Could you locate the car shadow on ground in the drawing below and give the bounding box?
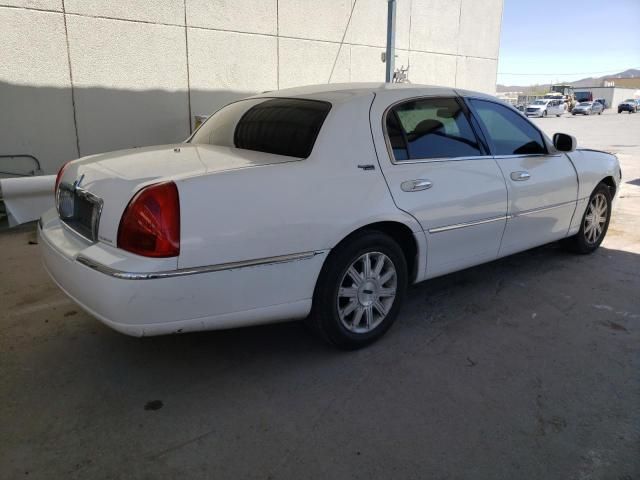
[88,240,639,366]
[3,230,639,479]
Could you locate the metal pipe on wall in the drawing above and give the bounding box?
[385,0,396,83]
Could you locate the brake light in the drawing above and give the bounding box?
[117,182,180,258]
[54,161,72,193]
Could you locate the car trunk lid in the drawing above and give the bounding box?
[58,144,297,246]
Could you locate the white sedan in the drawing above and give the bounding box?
[40,83,621,349]
[525,99,566,117]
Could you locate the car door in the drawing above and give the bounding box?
[369,92,508,278]
[466,98,578,256]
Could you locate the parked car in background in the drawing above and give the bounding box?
[618,99,638,113]
[574,91,593,103]
[594,98,607,109]
[40,84,621,349]
[525,99,565,117]
[572,101,603,115]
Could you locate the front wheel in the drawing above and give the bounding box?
[564,183,612,254]
[309,231,408,349]
[543,110,548,117]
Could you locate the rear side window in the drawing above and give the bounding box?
[190,98,331,158]
[469,99,547,155]
[386,97,482,161]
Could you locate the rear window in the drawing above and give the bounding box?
[190,98,331,158]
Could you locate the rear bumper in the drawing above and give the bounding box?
[39,210,326,336]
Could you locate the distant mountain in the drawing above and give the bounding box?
[497,68,640,93]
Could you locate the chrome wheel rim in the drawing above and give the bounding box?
[584,193,608,244]
[337,252,397,334]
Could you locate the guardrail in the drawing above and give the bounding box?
[0,154,43,177]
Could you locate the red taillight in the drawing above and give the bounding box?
[54,161,72,193]
[117,181,180,258]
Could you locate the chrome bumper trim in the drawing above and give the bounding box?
[76,251,323,280]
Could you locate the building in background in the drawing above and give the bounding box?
[1,0,504,175]
[495,91,521,106]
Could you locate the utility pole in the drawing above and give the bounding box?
[385,0,396,83]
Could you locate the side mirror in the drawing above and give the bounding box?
[553,133,577,152]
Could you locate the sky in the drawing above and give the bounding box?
[497,0,640,86]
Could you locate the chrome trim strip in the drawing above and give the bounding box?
[427,198,581,234]
[388,155,491,165]
[511,199,576,217]
[428,215,508,234]
[493,153,562,160]
[76,251,323,280]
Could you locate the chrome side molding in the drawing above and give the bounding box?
[76,251,324,280]
[428,215,508,233]
[428,199,582,234]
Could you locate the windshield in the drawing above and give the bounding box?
[190,98,331,158]
[624,99,636,102]
[532,100,547,105]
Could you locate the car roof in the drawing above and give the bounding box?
[251,82,495,104]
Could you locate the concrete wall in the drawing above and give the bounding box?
[0,0,504,174]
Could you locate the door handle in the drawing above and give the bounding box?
[510,171,531,181]
[401,179,432,192]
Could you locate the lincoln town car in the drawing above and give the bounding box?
[40,84,621,349]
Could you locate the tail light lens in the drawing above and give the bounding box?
[54,161,72,193]
[117,181,180,258]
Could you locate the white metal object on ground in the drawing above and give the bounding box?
[0,175,54,226]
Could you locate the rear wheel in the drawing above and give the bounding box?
[309,231,408,349]
[564,183,612,254]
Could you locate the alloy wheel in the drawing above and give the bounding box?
[583,193,608,244]
[337,252,397,334]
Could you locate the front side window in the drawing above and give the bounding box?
[386,97,483,161]
[190,98,331,158]
[468,99,547,155]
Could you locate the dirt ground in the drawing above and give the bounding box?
[1,110,639,479]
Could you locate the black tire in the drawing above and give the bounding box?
[543,110,547,117]
[563,182,612,254]
[309,231,408,349]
